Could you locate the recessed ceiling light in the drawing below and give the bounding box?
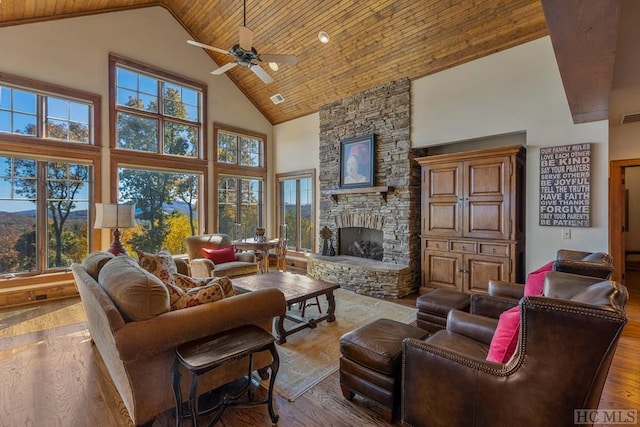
[318,31,330,44]
[268,62,279,71]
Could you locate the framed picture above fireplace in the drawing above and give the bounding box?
[339,134,375,188]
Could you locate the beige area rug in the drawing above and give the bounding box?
[268,288,417,401]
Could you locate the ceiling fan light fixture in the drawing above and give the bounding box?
[268,62,279,71]
[318,31,330,44]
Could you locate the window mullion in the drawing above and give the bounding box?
[36,161,48,273]
[38,94,45,138]
[296,179,302,251]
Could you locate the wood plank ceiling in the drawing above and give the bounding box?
[1,1,551,125]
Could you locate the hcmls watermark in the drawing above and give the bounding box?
[575,409,637,424]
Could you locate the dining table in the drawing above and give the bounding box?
[233,237,279,273]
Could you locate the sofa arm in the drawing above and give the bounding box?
[470,293,518,318]
[487,279,524,299]
[446,309,498,346]
[190,258,215,277]
[114,288,286,362]
[236,251,257,263]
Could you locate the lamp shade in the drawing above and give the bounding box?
[94,203,136,229]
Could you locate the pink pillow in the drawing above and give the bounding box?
[524,261,554,296]
[486,306,520,363]
[201,246,236,264]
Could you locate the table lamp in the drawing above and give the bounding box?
[94,203,136,255]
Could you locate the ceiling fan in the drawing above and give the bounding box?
[187,0,297,84]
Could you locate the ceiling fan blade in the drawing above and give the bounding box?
[211,62,238,75]
[250,64,274,84]
[259,54,297,64]
[238,26,254,51]
[187,40,230,55]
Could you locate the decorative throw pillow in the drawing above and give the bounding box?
[170,274,236,310]
[486,306,520,363]
[523,261,554,297]
[82,251,115,280]
[201,246,236,264]
[136,249,177,287]
[98,255,170,321]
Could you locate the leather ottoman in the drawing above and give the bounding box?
[416,288,471,333]
[339,318,429,422]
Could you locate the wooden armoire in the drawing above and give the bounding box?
[417,145,526,294]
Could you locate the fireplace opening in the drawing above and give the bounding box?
[339,227,383,260]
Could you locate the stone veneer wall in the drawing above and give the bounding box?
[318,78,424,297]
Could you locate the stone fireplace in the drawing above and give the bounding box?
[307,78,427,298]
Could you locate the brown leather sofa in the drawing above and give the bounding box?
[184,233,258,278]
[402,271,628,427]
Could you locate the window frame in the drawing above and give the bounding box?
[213,123,267,233]
[276,169,316,253]
[109,54,207,160]
[0,72,102,282]
[109,56,208,243]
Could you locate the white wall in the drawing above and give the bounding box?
[411,36,609,272]
[610,122,640,160]
[0,6,272,229]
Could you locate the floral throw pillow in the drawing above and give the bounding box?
[170,274,236,310]
[136,249,178,287]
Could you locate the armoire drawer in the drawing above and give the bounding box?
[450,241,476,253]
[424,238,449,251]
[478,242,509,257]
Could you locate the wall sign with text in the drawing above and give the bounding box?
[539,143,591,227]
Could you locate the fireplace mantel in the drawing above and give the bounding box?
[323,185,394,202]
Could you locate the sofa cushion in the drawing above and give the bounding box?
[524,261,554,297]
[170,274,236,310]
[136,249,177,286]
[98,255,170,322]
[82,251,115,280]
[486,306,520,363]
[201,246,237,264]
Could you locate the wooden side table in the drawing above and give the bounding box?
[171,325,280,426]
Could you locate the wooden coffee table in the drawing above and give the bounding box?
[232,272,340,344]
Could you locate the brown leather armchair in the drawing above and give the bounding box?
[402,272,628,427]
[483,249,614,317]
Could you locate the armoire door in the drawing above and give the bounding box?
[463,156,511,240]
[422,162,463,237]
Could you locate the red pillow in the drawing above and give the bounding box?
[524,261,554,296]
[201,246,236,264]
[486,306,520,363]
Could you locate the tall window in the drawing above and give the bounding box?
[110,55,206,254]
[217,176,264,236]
[117,167,199,255]
[114,61,202,158]
[214,123,267,235]
[0,156,91,276]
[277,170,315,252]
[0,73,99,279]
[0,84,92,143]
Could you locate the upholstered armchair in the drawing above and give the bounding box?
[184,233,258,278]
[402,274,628,427]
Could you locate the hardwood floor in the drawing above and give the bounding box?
[0,274,638,427]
